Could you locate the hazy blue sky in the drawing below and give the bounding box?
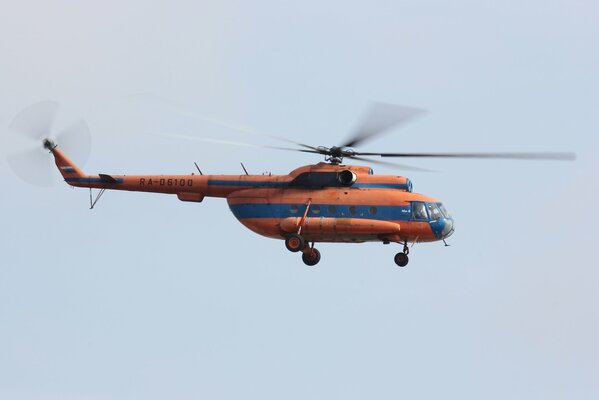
[1,1,598,399]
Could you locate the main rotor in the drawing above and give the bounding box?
[159,101,576,171]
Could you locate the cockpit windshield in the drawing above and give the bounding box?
[437,203,451,218]
[412,201,451,221]
[427,203,443,221]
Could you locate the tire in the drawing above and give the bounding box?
[285,234,304,252]
[394,252,409,267]
[302,248,321,266]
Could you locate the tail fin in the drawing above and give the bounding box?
[49,145,86,184]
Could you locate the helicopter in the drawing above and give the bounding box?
[6,101,576,267]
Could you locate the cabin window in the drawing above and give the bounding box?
[412,202,428,220]
[369,207,377,215]
[290,205,299,214]
[312,205,321,214]
[349,206,357,214]
[328,205,336,214]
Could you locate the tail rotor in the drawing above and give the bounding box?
[6,101,91,186]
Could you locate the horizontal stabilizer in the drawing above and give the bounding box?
[99,174,119,183]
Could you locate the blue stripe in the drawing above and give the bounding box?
[209,180,408,190]
[65,177,124,184]
[353,183,408,189]
[208,179,287,187]
[229,203,414,221]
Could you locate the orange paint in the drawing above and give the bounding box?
[50,146,454,264]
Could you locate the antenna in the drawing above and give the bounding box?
[240,162,249,175]
[194,162,203,175]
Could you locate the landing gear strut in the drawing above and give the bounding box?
[394,241,410,267]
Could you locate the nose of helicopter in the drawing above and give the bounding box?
[427,202,454,240]
[428,215,454,240]
[441,216,454,239]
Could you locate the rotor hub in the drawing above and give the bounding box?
[329,146,343,158]
[43,138,57,150]
[321,146,357,164]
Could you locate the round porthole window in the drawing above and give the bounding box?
[290,205,299,213]
[369,207,377,215]
[312,205,321,214]
[349,206,357,214]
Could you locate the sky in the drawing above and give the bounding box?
[1,0,598,399]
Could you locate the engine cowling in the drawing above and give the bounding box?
[338,170,357,186]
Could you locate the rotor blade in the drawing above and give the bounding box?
[342,102,426,148]
[6,147,56,186]
[134,93,321,151]
[298,149,327,155]
[354,151,576,160]
[56,119,92,166]
[266,137,321,152]
[349,155,435,172]
[8,101,60,141]
[155,132,306,152]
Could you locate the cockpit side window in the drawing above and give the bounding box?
[427,203,442,221]
[412,202,428,220]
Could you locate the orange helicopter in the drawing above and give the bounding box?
[7,101,575,267]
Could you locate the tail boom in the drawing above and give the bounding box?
[49,146,286,200]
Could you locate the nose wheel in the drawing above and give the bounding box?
[302,248,321,266]
[394,252,409,267]
[394,241,410,267]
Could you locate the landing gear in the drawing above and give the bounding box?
[285,234,304,252]
[394,252,409,267]
[284,235,321,265]
[394,241,410,267]
[302,248,321,266]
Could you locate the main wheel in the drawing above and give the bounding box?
[285,234,304,252]
[302,248,321,266]
[394,252,409,267]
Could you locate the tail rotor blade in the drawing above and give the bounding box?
[6,147,56,186]
[8,101,59,141]
[56,119,91,165]
[6,101,92,186]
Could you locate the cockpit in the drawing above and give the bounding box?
[412,201,454,239]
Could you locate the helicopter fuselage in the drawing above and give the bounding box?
[51,147,454,247]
